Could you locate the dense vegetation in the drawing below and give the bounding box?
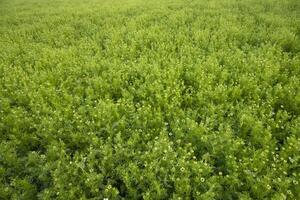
[0,0,300,199]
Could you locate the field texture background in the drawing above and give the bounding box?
[0,0,300,199]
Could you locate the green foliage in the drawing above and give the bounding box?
[0,0,300,199]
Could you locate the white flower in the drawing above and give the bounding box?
[293,180,298,185]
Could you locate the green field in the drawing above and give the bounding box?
[0,0,300,199]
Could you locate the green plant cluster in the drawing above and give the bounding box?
[0,0,300,199]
